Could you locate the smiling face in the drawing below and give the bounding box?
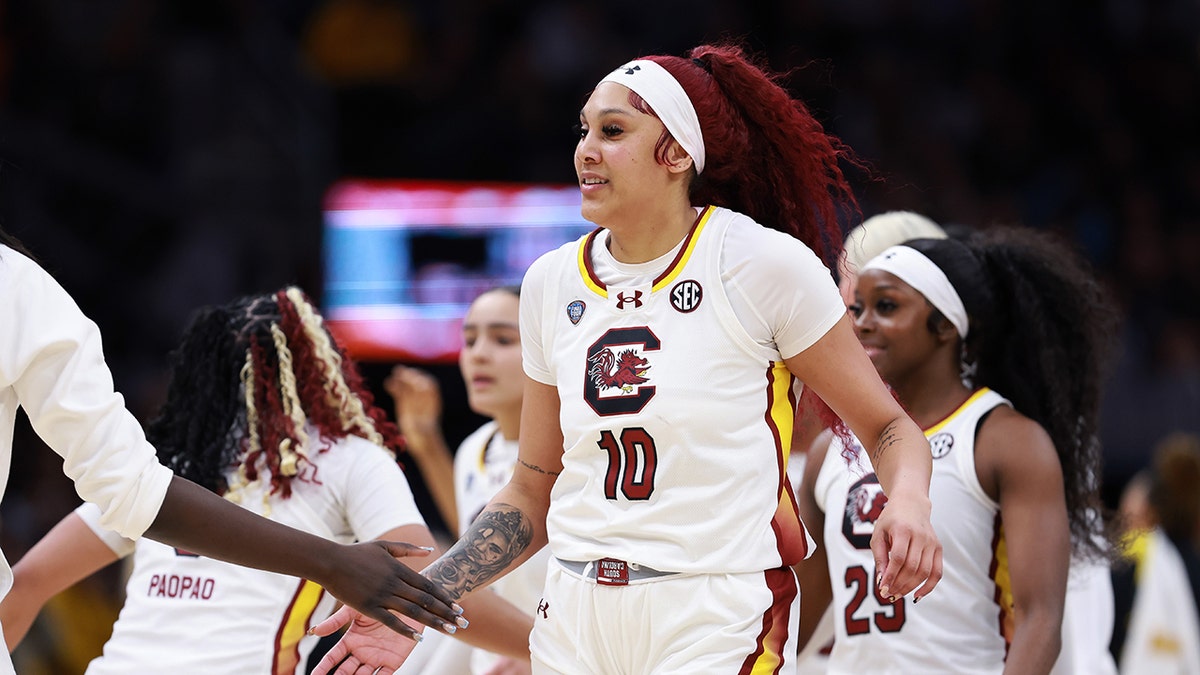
[459,289,523,420]
[849,268,946,389]
[574,81,678,227]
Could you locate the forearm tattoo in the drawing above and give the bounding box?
[873,421,901,464]
[423,503,534,600]
[518,458,560,477]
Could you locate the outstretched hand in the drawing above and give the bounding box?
[316,540,464,643]
[870,491,942,603]
[309,606,425,675]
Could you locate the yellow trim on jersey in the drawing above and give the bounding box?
[574,205,716,298]
[924,387,993,436]
[651,205,714,292]
[768,362,796,465]
[577,229,607,298]
[273,579,325,675]
[992,521,1016,645]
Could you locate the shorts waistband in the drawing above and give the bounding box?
[556,557,677,586]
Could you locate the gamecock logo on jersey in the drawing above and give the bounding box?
[842,473,887,550]
[585,326,660,416]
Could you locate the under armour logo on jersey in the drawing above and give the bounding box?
[929,432,954,459]
[537,599,550,619]
[615,290,643,310]
[623,64,641,75]
[670,279,702,313]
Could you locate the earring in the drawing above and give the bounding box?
[959,342,977,389]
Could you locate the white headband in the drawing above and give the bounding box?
[600,60,706,174]
[861,245,970,339]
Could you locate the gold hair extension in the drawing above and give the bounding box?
[270,322,310,476]
[228,355,261,503]
[285,287,384,446]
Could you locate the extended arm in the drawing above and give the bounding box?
[309,377,560,675]
[0,511,121,650]
[2,253,462,639]
[386,365,459,531]
[421,376,560,600]
[979,409,1069,675]
[785,314,941,601]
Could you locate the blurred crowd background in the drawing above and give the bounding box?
[0,0,1197,671]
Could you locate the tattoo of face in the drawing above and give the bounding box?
[423,503,534,599]
[873,421,901,464]
[519,458,560,476]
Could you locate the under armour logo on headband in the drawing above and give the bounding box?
[624,65,641,75]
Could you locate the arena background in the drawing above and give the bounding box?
[0,1,1197,671]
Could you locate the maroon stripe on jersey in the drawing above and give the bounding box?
[651,205,711,286]
[737,566,797,675]
[272,578,326,675]
[987,512,1015,656]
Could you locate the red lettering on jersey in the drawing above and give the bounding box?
[147,573,216,599]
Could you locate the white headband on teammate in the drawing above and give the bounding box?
[600,60,706,175]
[862,245,970,339]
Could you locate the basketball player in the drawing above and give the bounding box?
[794,229,1118,673]
[0,230,462,675]
[0,287,529,672]
[311,42,942,674]
[793,212,1118,674]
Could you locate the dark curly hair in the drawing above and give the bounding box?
[145,287,403,501]
[907,227,1121,560]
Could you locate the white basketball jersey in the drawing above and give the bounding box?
[525,205,824,574]
[80,434,425,675]
[816,388,1011,674]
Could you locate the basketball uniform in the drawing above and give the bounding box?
[77,433,425,675]
[816,388,1011,674]
[519,205,845,673]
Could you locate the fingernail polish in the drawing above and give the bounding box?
[443,623,457,634]
[452,603,465,615]
[419,546,435,551]
[456,616,469,629]
[413,632,424,643]
[879,585,889,597]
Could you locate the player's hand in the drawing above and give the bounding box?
[870,490,942,603]
[385,365,443,449]
[316,541,466,643]
[309,606,425,675]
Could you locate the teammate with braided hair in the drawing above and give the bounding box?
[794,226,1120,674]
[313,41,942,674]
[0,286,529,673]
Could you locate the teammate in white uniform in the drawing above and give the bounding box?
[793,212,1118,674]
[391,286,543,675]
[313,42,943,674]
[795,230,1119,674]
[0,286,523,672]
[0,231,464,675]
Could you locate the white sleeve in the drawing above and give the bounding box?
[0,248,173,540]
[341,441,427,542]
[74,501,137,558]
[722,224,845,359]
[519,250,555,385]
